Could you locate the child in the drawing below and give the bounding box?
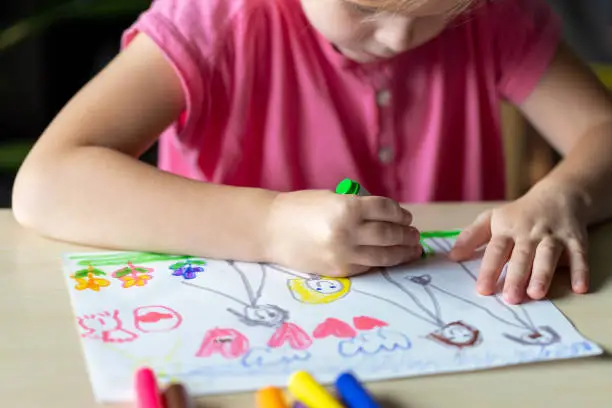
[12,0,612,305]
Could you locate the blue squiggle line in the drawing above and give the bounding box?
[337,329,412,358]
[165,340,599,381]
[241,347,311,368]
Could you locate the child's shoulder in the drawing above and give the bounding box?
[135,0,284,33]
[124,0,293,58]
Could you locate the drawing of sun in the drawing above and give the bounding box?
[287,277,351,304]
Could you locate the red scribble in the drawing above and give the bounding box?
[427,321,482,349]
[196,328,249,359]
[268,322,312,350]
[139,312,173,323]
[77,310,139,343]
[353,316,389,331]
[313,318,357,339]
[133,305,183,333]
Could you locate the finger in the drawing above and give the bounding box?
[449,211,492,261]
[332,264,370,278]
[355,223,421,246]
[566,238,589,294]
[350,245,422,268]
[476,235,513,296]
[359,196,413,225]
[503,239,538,304]
[526,237,563,300]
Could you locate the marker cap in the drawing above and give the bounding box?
[336,178,370,196]
[336,178,361,195]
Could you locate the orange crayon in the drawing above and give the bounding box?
[257,386,288,408]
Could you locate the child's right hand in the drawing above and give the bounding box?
[265,190,422,277]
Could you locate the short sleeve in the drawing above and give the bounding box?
[488,0,562,104]
[120,0,243,139]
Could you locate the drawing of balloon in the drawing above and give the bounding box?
[196,328,250,359]
[241,344,311,368]
[267,322,313,350]
[338,327,411,357]
[502,326,561,347]
[287,277,351,304]
[169,259,206,280]
[426,321,482,349]
[133,305,183,333]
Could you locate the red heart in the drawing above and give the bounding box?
[353,316,388,331]
[313,318,357,339]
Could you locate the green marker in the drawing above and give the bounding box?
[335,178,370,196]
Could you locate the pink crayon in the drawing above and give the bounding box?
[134,367,163,408]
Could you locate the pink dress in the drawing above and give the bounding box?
[121,0,561,202]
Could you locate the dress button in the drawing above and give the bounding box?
[376,89,391,106]
[378,146,394,164]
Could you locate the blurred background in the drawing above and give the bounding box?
[0,0,611,208]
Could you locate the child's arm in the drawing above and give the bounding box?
[12,33,422,274]
[516,42,612,226]
[451,42,612,303]
[12,33,277,262]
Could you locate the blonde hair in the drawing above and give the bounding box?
[351,0,479,17]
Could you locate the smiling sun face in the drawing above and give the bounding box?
[287,277,351,304]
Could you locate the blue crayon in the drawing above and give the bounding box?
[334,372,379,408]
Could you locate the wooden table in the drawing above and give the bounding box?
[1,204,610,408]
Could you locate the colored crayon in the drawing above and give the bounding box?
[134,367,163,408]
[163,383,191,408]
[335,372,379,408]
[257,386,288,408]
[288,371,343,408]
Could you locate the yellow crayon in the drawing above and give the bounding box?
[288,371,343,408]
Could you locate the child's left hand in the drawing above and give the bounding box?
[448,184,590,304]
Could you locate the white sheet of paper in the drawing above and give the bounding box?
[61,236,603,403]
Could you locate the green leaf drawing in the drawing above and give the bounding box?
[69,252,194,266]
[169,259,206,270]
[113,265,153,278]
[73,265,107,279]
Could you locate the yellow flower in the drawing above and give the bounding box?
[71,272,111,292]
[120,274,152,288]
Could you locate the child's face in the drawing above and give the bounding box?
[300,0,470,63]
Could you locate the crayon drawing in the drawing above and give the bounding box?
[61,233,603,403]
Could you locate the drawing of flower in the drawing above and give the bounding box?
[70,265,111,292]
[169,259,206,280]
[337,327,411,357]
[112,262,154,288]
[118,274,152,288]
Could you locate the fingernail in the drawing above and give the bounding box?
[528,282,545,295]
[573,279,587,293]
[503,290,519,304]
